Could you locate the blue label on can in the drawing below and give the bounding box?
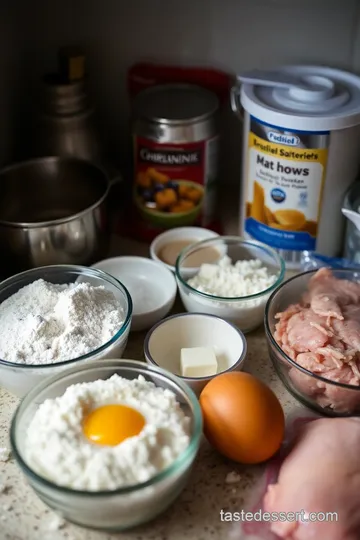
[245,218,316,251]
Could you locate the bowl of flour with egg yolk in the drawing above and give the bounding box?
[11,360,202,530]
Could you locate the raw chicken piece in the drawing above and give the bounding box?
[308,267,360,320]
[333,276,360,304]
[289,357,360,413]
[281,344,297,361]
[308,268,344,320]
[343,304,360,323]
[287,351,329,401]
[296,352,330,373]
[264,418,360,540]
[315,344,349,368]
[275,304,304,347]
[289,367,324,398]
[285,309,329,353]
[310,293,343,321]
[275,304,304,323]
[332,318,360,351]
[318,365,360,413]
[328,336,346,351]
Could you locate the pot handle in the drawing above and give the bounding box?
[103,163,126,231]
[103,163,124,188]
[230,85,241,114]
[230,84,244,121]
[109,171,123,188]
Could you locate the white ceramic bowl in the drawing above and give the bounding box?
[92,256,177,332]
[150,227,219,275]
[144,313,247,396]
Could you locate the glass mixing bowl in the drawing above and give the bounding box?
[0,265,132,397]
[175,236,285,333]
[10,359,202,531]
[265,269,360,417]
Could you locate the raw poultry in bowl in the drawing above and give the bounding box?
[265,268,360,415]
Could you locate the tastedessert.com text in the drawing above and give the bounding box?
[219,509,338,523]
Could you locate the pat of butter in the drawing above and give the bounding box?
[180,347,218,378]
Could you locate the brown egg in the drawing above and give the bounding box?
[199,372,285,464]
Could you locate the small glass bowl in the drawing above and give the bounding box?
[10,359,202,531]
[265,269,360,417]
[175,236,285,333]
[0,265,132,397]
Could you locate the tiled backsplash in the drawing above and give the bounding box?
[4,0,360,181]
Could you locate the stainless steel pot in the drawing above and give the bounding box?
[0,157,116,275]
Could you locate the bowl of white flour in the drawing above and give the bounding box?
[175,236,285,333]
[10,359,202,531]
[0,265,132,396]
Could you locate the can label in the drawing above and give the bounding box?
[133,135,219,238]
[244,116,329,251]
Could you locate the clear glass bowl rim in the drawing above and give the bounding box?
[10,358,203,497]
[0,265,133,370]
[264,268,360,391]
[175,235,285,301]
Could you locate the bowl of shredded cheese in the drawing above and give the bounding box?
[175,236,285,333]
[0,265,132,396]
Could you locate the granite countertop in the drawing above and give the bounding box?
[0,236,300,540]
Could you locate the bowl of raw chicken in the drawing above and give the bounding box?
[265,267,360,416]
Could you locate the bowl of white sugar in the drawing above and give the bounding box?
[0,265,132,396]
[175,236,285,333]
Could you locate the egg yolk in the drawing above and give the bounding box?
[83,404,145,446]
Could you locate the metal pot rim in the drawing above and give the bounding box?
[0,156,110,228]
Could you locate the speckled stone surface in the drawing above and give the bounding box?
[0,236,301,540]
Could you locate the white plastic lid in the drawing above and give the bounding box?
[237,65,360,131]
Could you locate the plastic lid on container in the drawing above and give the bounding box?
[133,84,219,125]
[237,65,360,131]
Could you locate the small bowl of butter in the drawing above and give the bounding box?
[144,312,247,396]
[150,227,220,277]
